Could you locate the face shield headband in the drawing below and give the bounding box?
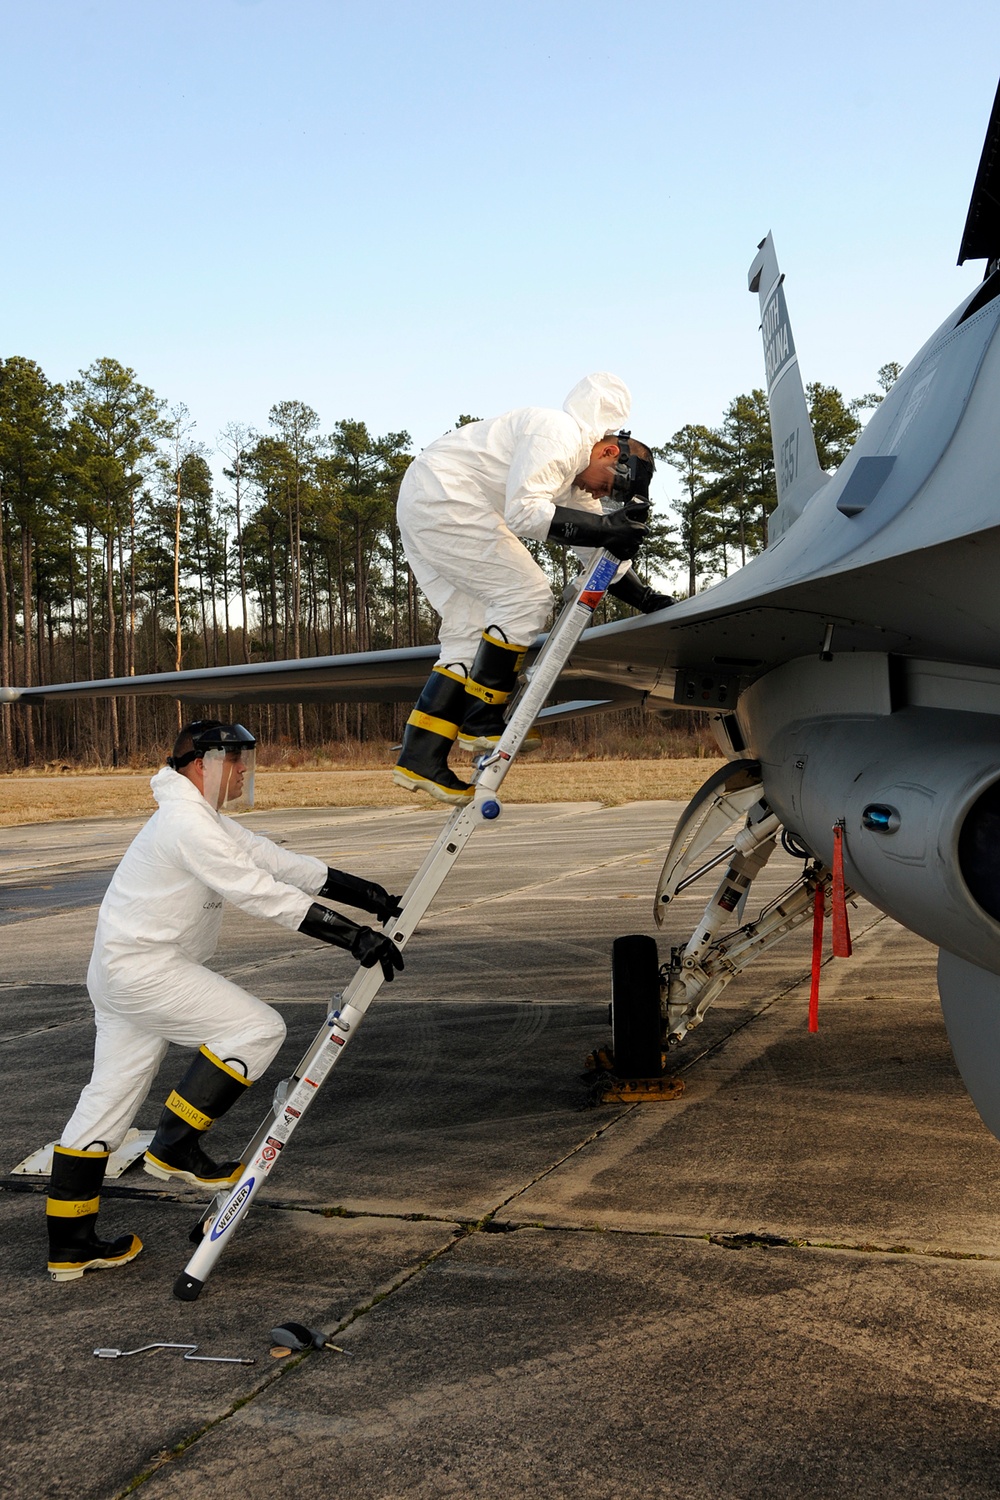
[610,431,655,508]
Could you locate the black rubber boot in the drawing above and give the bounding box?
[144,1046,250,1188]
[47,1145,142,1283]
[457,630,539,754]
[392,666,474,803]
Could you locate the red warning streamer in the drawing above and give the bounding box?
[808,881,824,1033]
[831,821,853,959]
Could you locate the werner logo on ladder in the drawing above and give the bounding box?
[174,428,659,1300]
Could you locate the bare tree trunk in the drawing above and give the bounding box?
[122,520,137,753]
[407,563,418,647]
[20,523,35,761]
[281,549,291,659]
[68,542,78,680]
[354,524,367,652]
[85,523,97,756]
[236,486,249,663]
[174,467,183,672]
[210,538,220,666]
[220,524,231,666]
[338,539,349,732]
[196,528,209,664]
[0,487,13,764]
[324,550,334,655]
[105,528,119,765]
[268,536,279,658]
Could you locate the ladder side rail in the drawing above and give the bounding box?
[212,802,486,1201]
[232,787,490,1168]
[233,551,615,1173]
[175,548,620,1298]
[473,551,619,797]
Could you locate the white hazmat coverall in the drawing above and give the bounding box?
[60,766,328,1152]
[397,372,632,668]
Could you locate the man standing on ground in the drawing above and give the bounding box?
[46,719,403,1282]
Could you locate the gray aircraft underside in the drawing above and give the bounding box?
[8,79,1000,1141]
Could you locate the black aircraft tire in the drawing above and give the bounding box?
[611,934,663,1078]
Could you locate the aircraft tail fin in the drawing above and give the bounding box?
[748,233,829,540]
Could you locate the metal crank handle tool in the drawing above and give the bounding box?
[94,1342,197,1360]
[183,1351,256,1364]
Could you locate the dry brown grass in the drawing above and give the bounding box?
[0,757,725,827]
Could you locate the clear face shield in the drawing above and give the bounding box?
[200,744,256,813]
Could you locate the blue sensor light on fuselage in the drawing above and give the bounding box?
[862,804,901,833]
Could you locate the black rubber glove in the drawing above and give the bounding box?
[607,569,675,614]
[319,867,402,924]
[299,903,404,982]
[546,503,648,562]
[352,926,405,981]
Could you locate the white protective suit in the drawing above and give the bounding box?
[60,766,328,1152]
[397,373,632,668]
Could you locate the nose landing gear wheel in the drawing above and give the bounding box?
[611,934,664,1078]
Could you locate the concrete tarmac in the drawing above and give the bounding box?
[3,798,1000,1499]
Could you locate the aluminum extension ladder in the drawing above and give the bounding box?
[174,548,624,1299]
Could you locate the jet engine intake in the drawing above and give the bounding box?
[744,703,1000,978]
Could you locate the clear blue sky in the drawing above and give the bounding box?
[2,0,998,503]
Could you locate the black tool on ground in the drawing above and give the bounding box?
[270,1321,354,1355]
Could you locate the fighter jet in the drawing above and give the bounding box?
[7,79,1000,1139]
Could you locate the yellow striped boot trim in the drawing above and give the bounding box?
[432,664,467,684]
[464,679,511,705]
[482,631,526,653]
[165,1090,213,1131]
[407,709,460,739]
[52,1145,110,1160]
[46,1196,100,1218]
[199,1046,251,1085]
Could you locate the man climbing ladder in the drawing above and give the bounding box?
[393,373,671,802]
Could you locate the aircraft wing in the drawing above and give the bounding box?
[1,645,441,710]
[0,636,640,725]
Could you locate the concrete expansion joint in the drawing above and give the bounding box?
[499,1221,1000,1264]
